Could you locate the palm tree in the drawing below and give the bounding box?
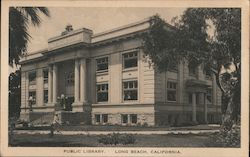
[9,7,50,66]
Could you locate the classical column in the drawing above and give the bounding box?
[52,64,58,103]
[212,74,217,106]
[80,58,87,103]
[48,65,53,104]
[204,93,208,123]
[192,92,197,123]
[74,59,80,103]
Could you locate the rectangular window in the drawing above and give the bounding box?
[97,84,108,102]
[28,71,36,85]
[121,114,128,124]
[188,93,193,104]
[102,114,108,123]
[96,57,108,72]
[44,90,48,104]
[167,81,177,102]
[206,89,212,104]
[130,114,137,124]
[188,63,197,76]
[123,51,138,69]
[123,80,138,101]
[43,69,48,84]
[28,91,36,105]
[95,114,101,123]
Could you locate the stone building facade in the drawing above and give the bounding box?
[19,18,221,126]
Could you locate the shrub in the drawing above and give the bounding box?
[98,133,136,145]
[212,125,240,147]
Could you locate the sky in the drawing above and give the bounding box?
[26,7,186,54]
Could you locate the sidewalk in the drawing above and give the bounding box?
[14,129,220,135]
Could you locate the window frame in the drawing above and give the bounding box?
[43,69,48,84]
[96,57,109,73]
[43,90,48,104]
[130,114,137,124]
[122,51,138,70]
[96,83,109,103]
[28,90,36,105]
[121,114,128,124]
[95,114,101,123]
[102,114,108,124]
[167,81,177,102]
[66,71,74,85]
[28,71,37,85]
[123,80,138,101]
[188,62,198,77]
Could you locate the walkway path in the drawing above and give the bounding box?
[14,129,220,135]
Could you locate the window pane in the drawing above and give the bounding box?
[29,72,36,83]
[124,82,128,89]
[101,84,105,91]
[131,114,137,124]
[97,92,108,102]
[103,114,108,123]
[95,114,100,123]
[97,63,108,71]
[44,90,48,103]
[97,85,101,91]
[96,57,108,72]
[124,58,137,69]
[29,91,36,105]
[129,82,133,88]
[122,114,128,123]
[124,90,137,100]
[167,91,176,101]
[134,81,138,88]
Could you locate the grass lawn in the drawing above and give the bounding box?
[9,133,223,147]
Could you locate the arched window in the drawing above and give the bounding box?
[66,72,74,85]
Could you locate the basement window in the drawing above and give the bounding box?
[103,114,108,123]
[130,114,137,124]
[121,114,128,124]
[95,114,101,123]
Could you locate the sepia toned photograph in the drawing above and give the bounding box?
[1,0,249,157]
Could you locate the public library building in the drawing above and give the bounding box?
[19,18,221,126]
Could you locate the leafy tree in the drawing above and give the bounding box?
[9,70,21,118]
[8,7,50,118]
[142,8,241,131]
[9,7,50,66]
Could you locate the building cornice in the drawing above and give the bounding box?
[21,17,174,64]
